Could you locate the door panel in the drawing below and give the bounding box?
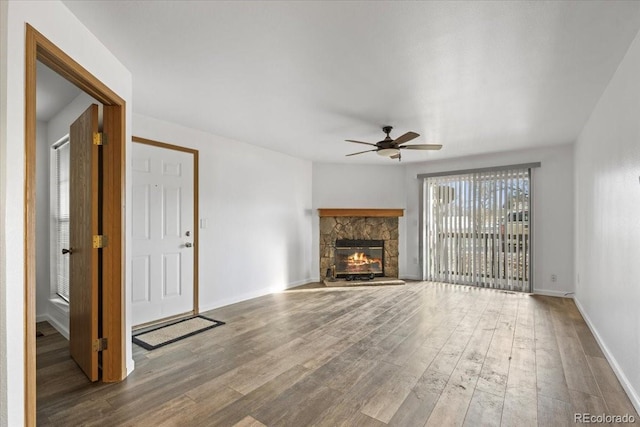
[69,104,99,382]
[163,186,181,237]
[163,253,182,297]
[132,184,150,239]
[132,143,195,326]
[131,255,151,303]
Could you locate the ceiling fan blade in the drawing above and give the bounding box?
[400,144,443,150]
[345,139,377,147]
[346,149,378,157]
[393,131,420,146]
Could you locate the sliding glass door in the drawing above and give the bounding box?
[421,167,532,292]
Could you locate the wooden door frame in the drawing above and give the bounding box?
[25,24,126,425]
[132,136,199,324]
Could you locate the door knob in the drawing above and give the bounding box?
[62,248,73,255]
[184,242,193,248]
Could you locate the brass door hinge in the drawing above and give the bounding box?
[93,132,106,146]
[93,338,108,352]
[92,235,107,248]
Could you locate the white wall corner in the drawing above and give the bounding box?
[45,299,70,340]
[573,297,640,414]
[531,288,573,298]
[41,315,69,341]
[287,278,315,289]
[573,24,640,416]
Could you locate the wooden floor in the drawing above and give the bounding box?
[37,282,639,426]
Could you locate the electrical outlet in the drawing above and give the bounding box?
[551,274,557,282]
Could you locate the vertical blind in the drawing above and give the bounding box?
[54,139,70,301]
[423,168,531,292]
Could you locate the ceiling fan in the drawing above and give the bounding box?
[346,126,442,161]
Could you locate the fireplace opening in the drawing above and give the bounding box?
[334,239,384,278]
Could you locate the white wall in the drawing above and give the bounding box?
[133,114,313,311]
[311,163,406,280]
[403,144,575,294]
[0,1,133,424]
[0,1,8,422]
[312,163,406,209]
[574,28,640,411]
[35,121,50,317]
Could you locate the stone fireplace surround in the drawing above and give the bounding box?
[318,209,402,280]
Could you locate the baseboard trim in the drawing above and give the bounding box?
[286,278,314,288]
[574,297,640,414]
[400,275,421,281]
[199,289,274,314]
[46,298,70,339]
[532,288,574,298]
[39,313,69,340]
[199,278,314,314]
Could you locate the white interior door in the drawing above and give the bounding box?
[132,142,195,326]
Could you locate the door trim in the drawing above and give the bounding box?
[25,24,126,425]
[132,136,200,320]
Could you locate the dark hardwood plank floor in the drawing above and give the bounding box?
[36,282,639,426]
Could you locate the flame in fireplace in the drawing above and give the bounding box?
[347,252,382,267]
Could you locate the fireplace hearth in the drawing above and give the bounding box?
[334,239,384,278]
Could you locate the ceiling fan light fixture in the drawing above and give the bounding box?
[377,148,400,157]
[346,126,439,159]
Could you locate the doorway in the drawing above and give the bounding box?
[25,24,126,425]
[35,61,104,381]
[131,136,199,327]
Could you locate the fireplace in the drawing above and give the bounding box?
[319,210,402,280]
[334,239,384,278]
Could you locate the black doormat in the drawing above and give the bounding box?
[132,315,225,350]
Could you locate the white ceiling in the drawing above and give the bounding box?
[62,1,640,164]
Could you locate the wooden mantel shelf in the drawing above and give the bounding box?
[318,208,404,218]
